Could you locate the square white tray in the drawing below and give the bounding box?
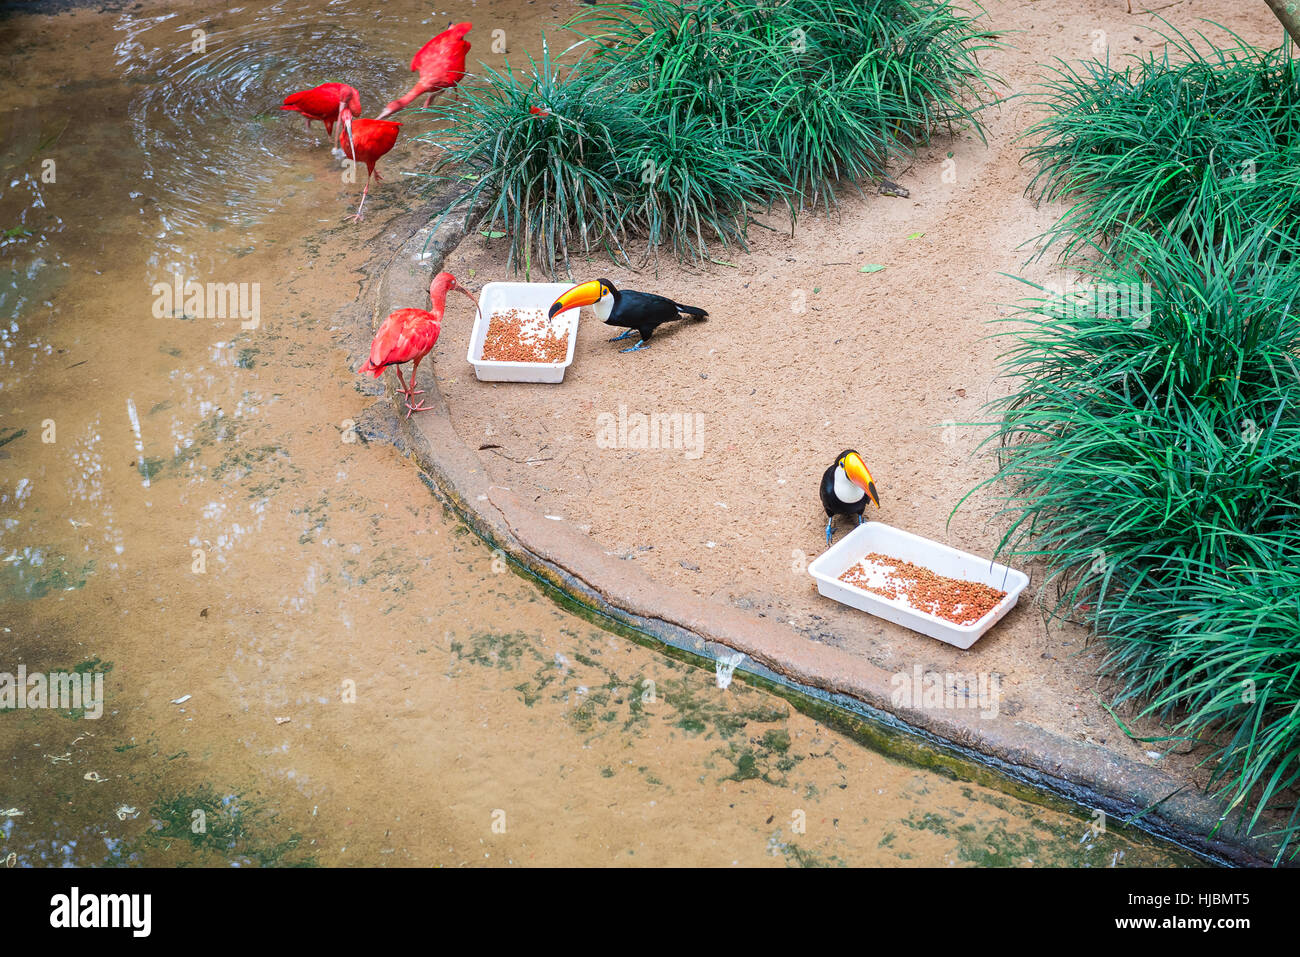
[808,521,1029,649]
[466,281,580,383]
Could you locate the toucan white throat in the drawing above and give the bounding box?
[594,292,614,321]
[833,465,866,504]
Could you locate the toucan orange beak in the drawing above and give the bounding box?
[844,452,880,509]
[548,280,603,319]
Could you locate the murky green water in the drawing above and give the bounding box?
[0,0,1201,867]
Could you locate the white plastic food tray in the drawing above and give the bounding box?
[808,521,1029,649]
[467,281,580,383]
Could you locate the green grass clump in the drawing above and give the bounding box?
[420,0,999,272]
[619,107,783,261]
[578,0,1000,211]
[421,45,775,272]
[1024,22,1300,262]
[973,22,1300,862]
[422,49,637,276]
[975,222,1300,862]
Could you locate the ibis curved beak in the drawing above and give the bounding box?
[453,284,481,321]
[844,452,880,509]
[548,280,603,319]
[340,106,355,162]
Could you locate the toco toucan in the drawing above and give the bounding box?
[820,450,880,545]
[547,279,707,352]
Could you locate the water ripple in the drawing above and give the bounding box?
[112,1,427,274]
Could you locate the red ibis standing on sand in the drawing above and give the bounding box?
[375,22,472,119]
[338,118,401,221]
[281,82,360,152]
[358,272,479,417]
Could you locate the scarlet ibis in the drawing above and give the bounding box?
[820,450,880,545]
[338,118,401,221]
[358,272,478,417]
[375,22,472,119]
[281,82,359,154]
[548,280,708,352]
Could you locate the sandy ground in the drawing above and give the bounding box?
[435,0,1286,779]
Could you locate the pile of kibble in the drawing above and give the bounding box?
[480,307,569,363]
[839,552,1007,625]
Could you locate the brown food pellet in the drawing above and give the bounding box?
[480,307,569,364]
[839,551,1008,626]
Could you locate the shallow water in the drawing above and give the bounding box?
[0,0,1200,866]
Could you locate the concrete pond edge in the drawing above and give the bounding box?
[342,201,1285,868]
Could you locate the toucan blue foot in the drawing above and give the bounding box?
[825,518,835,546]
[620,340,649,353]
[856,513,865,526]
[609,330,634,342]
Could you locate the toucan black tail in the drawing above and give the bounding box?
[674,303,708,320]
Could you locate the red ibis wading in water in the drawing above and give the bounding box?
[338,118,401,221]
[375,22,472,119]
[281,82,359,154]
[358,272,478,417]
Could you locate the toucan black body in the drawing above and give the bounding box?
[548,279,707,352]
[820,449,881,545]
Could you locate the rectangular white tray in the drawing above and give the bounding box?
[808,521,1029,649]
[467,281,580,383]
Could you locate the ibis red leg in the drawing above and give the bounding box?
[391,364,411,397]
[351,169,373,222]
[404,357,434,416]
